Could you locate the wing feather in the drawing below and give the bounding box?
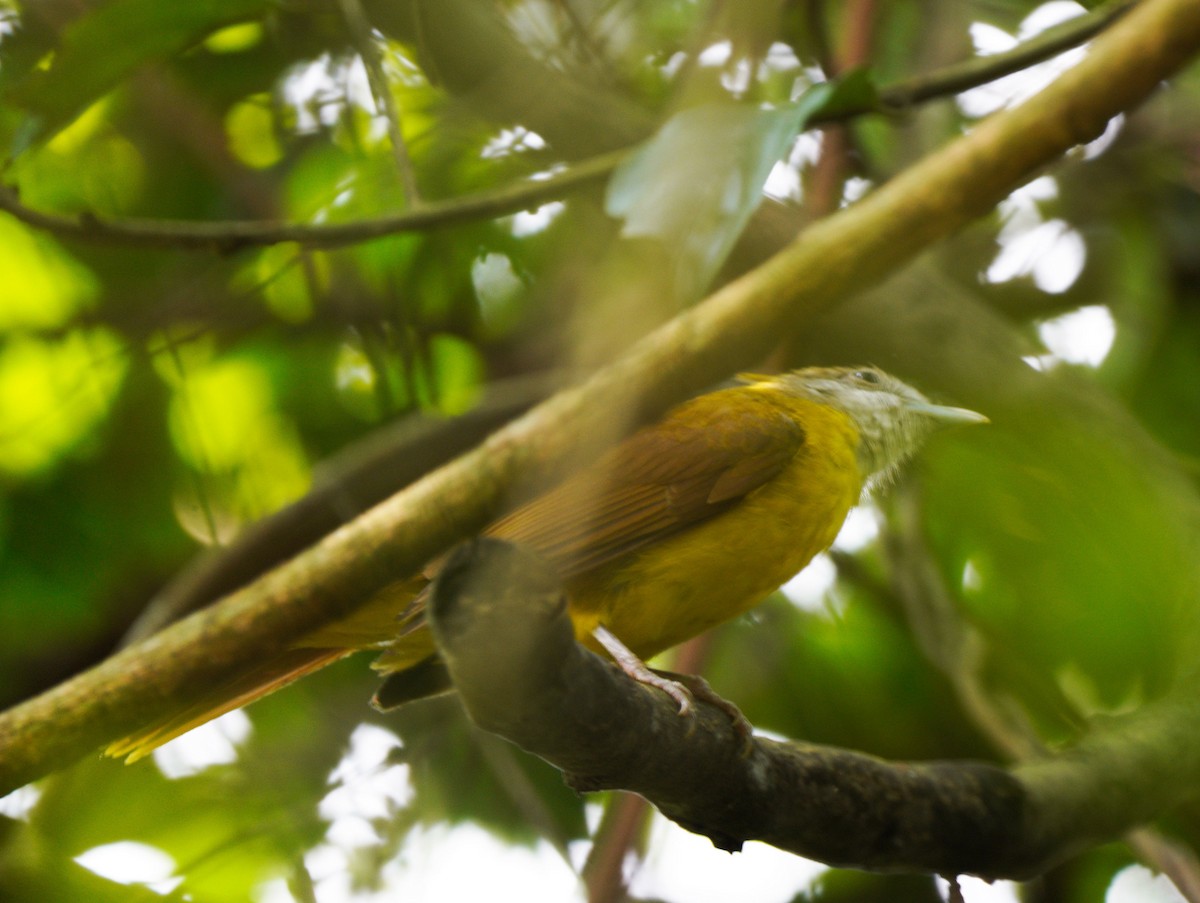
[488,388,807,577]
[392,388,806,646]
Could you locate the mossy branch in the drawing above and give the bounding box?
[433,538,1200,879]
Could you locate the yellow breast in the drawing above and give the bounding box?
[568,398,862,659]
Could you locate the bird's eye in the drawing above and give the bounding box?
[852,369,881,385]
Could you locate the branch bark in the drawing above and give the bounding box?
[0,0,1198,796]
[431,538,1200,880]
[0,151,623,251]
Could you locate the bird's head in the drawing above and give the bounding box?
[754,366,987,490]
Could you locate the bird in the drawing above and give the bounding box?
[107,366,986,761]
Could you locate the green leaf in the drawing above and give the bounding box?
[4,0,269,152]
[605,83,833,300]
[801,870,943,902]
[924,412,1190,716]
[0,329,125,477]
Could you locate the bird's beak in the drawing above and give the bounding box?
[908,402,989,426]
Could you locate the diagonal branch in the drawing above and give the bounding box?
[0,0,1197,796]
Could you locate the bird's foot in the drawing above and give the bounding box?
[652,670,755,756]
[591,625,693,715]
[590,627,754,755]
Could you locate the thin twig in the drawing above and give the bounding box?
[807,0,878,215]
[879,0,1139,110]
[551,0,616,83]
[336,0,422,206]
[583,793,649,903]
[886,487,1050,759]
[0,0,1134,252]
[473,728,579,866]
[287,859,320,903]
[0,151,622,250]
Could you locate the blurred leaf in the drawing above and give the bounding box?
[0,329,126,477]
[225,94,282,170]
[240,243,324,325]
[471,251,526,340]
[1130,300,1200,461]
[707,589,986,762]
[0,219,98,330]
[799,869,943,902]
[923,409,1196,717]
[605,84,832,299]
[9,97,146,216]
[3,0,270,151]
[167,358,275,471]
[284,143,359,221]
[424,333,484,415]
[203,21,264,55]
[334,335,390,423]
[165,354,311,528]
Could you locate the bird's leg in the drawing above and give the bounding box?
[591,626,693,716]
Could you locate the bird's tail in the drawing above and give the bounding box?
[105,646,353,763]
[106,577,433,763]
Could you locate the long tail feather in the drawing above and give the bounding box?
[106,647,351,763]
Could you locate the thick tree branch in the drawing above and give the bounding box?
[0,1,1135,252]
[430,538,1200,880]
[0,0,1197,796]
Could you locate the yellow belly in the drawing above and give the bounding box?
[568,405,861,659]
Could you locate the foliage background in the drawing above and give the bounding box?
[1,0,1199,900]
